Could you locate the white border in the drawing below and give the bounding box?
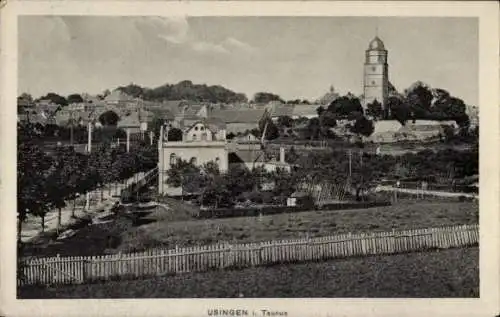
[1,2,499,317]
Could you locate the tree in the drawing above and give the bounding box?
[258,114,279,141]
[18,93,33,105]
[388,96,410,126]
[38,92,68,106]
[441,125,456,142]
[305,117,321,140]
[366,100,383,118]
[350,116,374,138]
[165,159,200,188]
[98,110,120,126]
[167,128,183,141]
[327,95,364,118]
[117,84,144,98]
[67,94,84,104]
[17,143,54,240]
[404,82,434,120]
[319,111,337,128]
[277,116,293,128]
[253,92,284,104]
[316,106,325,116]
[287,146,299,164]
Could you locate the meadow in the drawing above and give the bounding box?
[22,199,478,258]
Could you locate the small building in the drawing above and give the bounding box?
[291,104,320,120]
[287,191,314,208]
[158,119,229,196]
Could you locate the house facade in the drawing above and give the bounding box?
[158,120,229,195]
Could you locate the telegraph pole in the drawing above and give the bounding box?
[85,121,92,210]
[348,150,352,179]
[69,110,74,146]
[126,128,131,153]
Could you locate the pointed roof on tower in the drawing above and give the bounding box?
[368,36,385,51]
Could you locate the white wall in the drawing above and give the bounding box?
[158,142,228,195]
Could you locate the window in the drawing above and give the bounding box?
[371,81,376,85]
[201,133,207,141]
[372,66,376,71]
[169,153,177,165]
[190,157,197,165]
[200,126,205,131]
[192,134,197,141]
[194,126,199,131]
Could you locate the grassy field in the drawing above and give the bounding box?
[18,247,479,298]
[22,200,478,258]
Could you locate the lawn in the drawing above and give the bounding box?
[21,200,478,258]
[18,247,479,298]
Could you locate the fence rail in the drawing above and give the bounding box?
[18,223,478,286]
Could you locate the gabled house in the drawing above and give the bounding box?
[158,119,229,196]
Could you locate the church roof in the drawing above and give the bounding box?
[368,36,385,51]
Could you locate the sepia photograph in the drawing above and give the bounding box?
[2,1,499,317]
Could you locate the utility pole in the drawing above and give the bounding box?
[126,128,131,153]
[69,110,74,146]
[85,121,92,211]
[348,150,352,178]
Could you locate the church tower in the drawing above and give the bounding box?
[363,36,389,118]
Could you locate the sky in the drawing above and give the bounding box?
[18,16,478,105]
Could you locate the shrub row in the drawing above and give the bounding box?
[195,201,392,219]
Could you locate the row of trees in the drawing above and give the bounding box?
[18,124,158,243]
[18,92,86,107]
[291,145,478,198]
[19,122,129,144]
[166,160,298,208]
[164,142,478,207]
[366,82,471,128]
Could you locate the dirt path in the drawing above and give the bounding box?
[21,171,147,243]
[375,185,477,199]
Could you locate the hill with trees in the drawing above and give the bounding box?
[116,81,248,103]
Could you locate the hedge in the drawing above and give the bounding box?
[195,200,392,219]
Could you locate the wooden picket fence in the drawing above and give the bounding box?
[18,224,478,286]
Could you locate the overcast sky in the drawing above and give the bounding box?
[18,16,478,105]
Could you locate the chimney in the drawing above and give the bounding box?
[280,147,285,164]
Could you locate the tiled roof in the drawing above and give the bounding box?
[229,148,266,164]
[180,117,227,133]
[147,108,175,121]
[117,111,141,128]
[292,104,319,118]
[269,104,294,117]
[209,109,266,124]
